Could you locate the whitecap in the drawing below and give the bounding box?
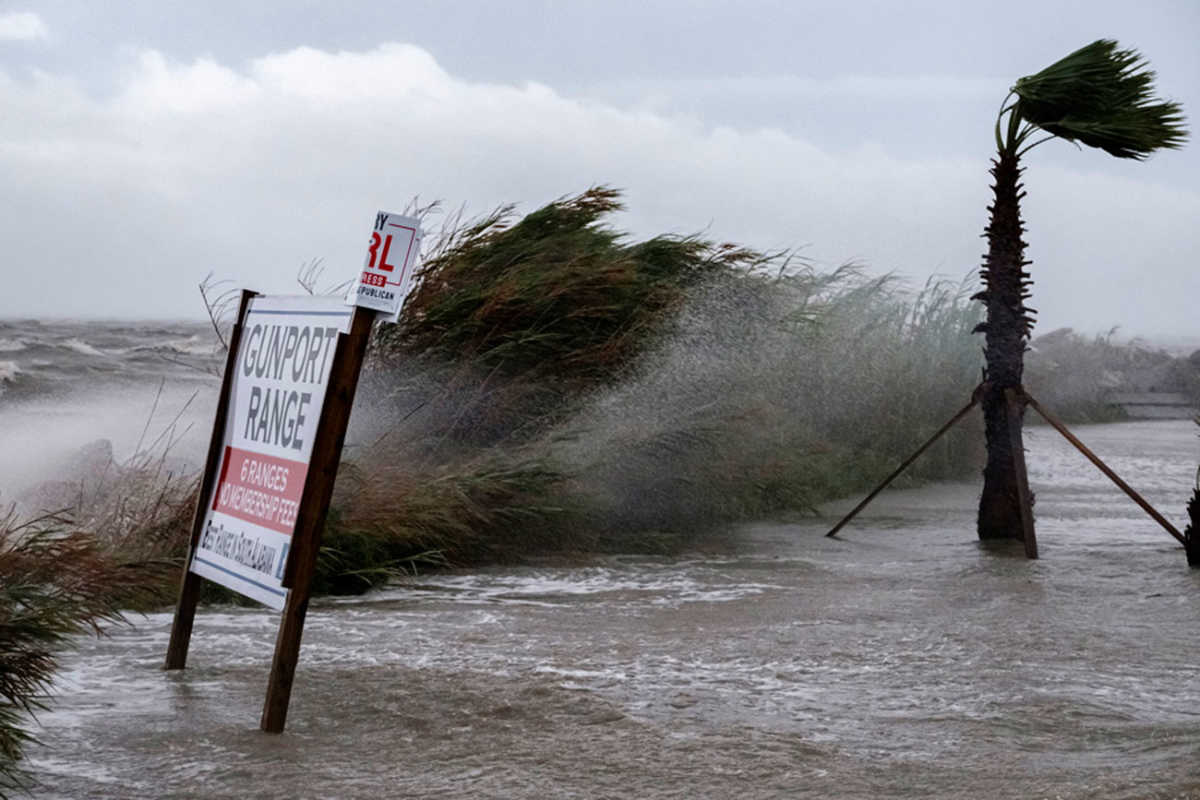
[0,360,20,381]
[0,338,24,353]
[61,338,109,357]
[165,335,217,355]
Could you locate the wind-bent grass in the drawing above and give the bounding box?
[370,187,768,448]
[315,455,572,593]
[16,190,991,601]
[0,399,213,789]
[0,511,173,796]
[321,260,986,590]
[547,267,984,537]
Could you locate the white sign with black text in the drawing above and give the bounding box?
[348,210,423,319]
[188,295,352,609]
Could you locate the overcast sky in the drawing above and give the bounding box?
[1,1,1197,337]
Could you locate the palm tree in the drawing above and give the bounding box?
[974,40,1187,540]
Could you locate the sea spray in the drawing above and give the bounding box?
[0,319,219,511]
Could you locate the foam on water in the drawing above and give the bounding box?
[352,566,783,611]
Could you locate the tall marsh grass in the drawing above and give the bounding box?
[323,251,986,587]
[369,188,768,449]
[0,412,200,789]
[0,510,172,796]
[545,267,984,537]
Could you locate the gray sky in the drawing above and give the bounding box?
[1,1,1197,337]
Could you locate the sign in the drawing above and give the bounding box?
[348,210,422,319]
[167,287,377,733]
[187,295,352,609]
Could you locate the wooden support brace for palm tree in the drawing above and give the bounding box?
[1004,388,1037,558]
[1024,392,1185,546]
[1186,417,1200,567]
[827,387,1185,562]
[825,389,980,538]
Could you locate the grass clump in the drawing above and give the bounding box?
[0,511,172,796]
[546,268,984,537]
[377,187,762,383]
[369,188,765,448]
[322,249,986,590]
[314,455,572,594]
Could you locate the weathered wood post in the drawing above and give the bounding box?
[261,306,375,733]
[1004,388,1037,558]
[165,289,257,671]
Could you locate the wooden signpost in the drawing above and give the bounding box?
[165,211,422,733]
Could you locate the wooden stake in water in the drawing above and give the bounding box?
[1025,393,1185,545]
[260,306,376,734]
[1005,388,1037,559]
[165,290,257,671]
[826,393,979,538]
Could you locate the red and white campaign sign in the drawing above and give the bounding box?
[188,295,352,609]
[348,210,423,319]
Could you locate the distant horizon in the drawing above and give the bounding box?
[3,313,1197,354]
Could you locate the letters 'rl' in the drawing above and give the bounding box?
[367,233,397,272]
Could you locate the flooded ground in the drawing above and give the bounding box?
[25,419,1200,798]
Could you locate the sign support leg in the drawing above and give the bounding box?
[165,290,257,670]
[260,308,376,733]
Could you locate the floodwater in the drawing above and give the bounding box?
[25,420,1200,799]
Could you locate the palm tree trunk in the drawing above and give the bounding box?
[976,150,1034,539]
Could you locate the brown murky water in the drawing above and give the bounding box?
[25,420,1200,798]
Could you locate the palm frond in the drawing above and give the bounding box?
[1010,39,1187,159]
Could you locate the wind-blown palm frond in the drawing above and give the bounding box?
[1010,39,1188,159]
